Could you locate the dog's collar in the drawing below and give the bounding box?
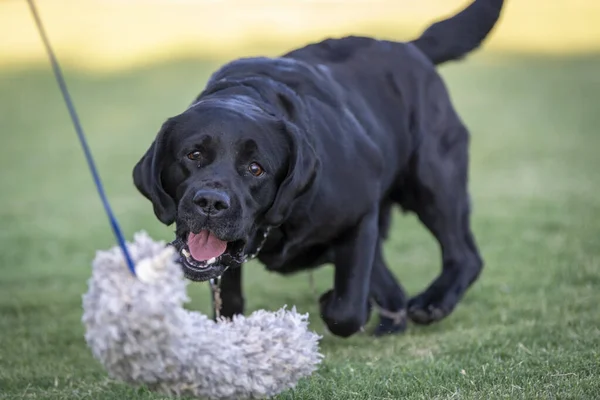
[242,226,272,263]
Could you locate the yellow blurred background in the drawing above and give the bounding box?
[2,0,599,72]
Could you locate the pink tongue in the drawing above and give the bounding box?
[187,231,227,261]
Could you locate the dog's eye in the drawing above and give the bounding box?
[248,162,265,177]
[187,151,201,161]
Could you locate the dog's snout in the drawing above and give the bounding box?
[193,189,231,216]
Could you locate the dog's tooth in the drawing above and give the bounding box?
[181,248,191,258]
[207,257,216,265]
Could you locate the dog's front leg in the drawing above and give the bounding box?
[319,207,378,338]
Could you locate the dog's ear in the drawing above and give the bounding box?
[264,118,319,227]
[132,120,177,226]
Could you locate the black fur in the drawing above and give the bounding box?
[133,0,504,337]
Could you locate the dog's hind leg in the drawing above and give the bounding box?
[369,201,408,336]
[396,123,483,325]
[370,244,408,335]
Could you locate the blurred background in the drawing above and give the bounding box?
[1,1,599,398]
[2,0,600,69]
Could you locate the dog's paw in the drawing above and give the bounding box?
[407,291,452,325]
[319,289,369,338]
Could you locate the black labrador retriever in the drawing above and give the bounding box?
[133,0,505,338]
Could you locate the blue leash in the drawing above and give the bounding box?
[26,0,136,275]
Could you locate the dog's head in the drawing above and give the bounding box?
[132,88,318,281]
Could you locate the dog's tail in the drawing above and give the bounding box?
[410,0,504,66]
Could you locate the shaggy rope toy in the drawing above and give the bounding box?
[82,232,322,399]
[26,1,323,398]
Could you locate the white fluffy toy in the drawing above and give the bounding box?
[82,231,323,400]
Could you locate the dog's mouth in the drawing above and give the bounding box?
[171,230,246,282]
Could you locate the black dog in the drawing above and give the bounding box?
[133,0,504,338]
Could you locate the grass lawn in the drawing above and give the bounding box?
[0,51,599,399]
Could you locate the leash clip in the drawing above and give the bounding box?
[209,277,223,320]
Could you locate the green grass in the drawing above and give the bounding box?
[1,52,599,399]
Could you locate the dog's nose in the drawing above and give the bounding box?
[193,190,231,216]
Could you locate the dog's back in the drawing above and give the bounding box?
[271,0,505,188]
